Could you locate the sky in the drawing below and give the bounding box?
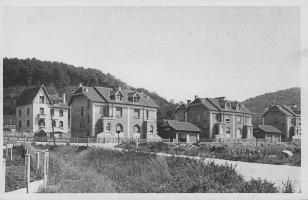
[3,6,301,102]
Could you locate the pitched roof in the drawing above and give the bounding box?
[71,86,158,108]
[165,120,201,132]
[256,125,282,134]
[15,85,53,106]
[189,97,251,114]
[262,104,300,117]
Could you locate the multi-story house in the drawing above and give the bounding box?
[175,96,253,141]
[69,85,158,140]
[262,104,301,140]
[15,85,69,137]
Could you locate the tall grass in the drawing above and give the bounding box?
[39,145,291,193]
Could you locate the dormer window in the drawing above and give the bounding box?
[133,96,139,103]
[225,102,231,110]
[236,104,241,111]
[39,96,44,103]
[116,94,122,101]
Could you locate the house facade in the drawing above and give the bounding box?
[69,85,159,140]
[262,104,301,140]
[175,96,253,141]
[15,85,69,137]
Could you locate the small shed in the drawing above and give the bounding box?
[160,120,201,143]
[253,125,282,143]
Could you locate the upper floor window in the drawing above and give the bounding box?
[39,96,44,103]
[52,120,56,127]
[81,107,84,116]
[299,118,301,126]
[27,108,30,115]
[116,94,122,101]
[196,114,201,122]
[40,108,44,115]
[106,123,111,131]
[134,109,140,118]
[133,96,140,103]
[100,106,109,117]
[236,116,241,123]
[116,107,123,117]
[146,110,149,119]
[80,122,84,129]
[59,110,63,117]
[27,120,30,127]
[50,109,54,116]
[226,127,230,135]
[225,115,230,123]
[19,109,21,117]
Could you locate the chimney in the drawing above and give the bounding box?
[62,93,66,104]
[79,83,83,88]
[194,95,198,100]
[187,100,191,105]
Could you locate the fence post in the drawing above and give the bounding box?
[10,146,13,161]
[43,150,48,188]
[25,153,30,193]
[5,146,8,159]
[1,159,6,194]
[36,152,40,173]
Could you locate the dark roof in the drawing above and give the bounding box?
[51,102,69,109]
[262,104,300,118]
[16,85,68,108]
[256,125,282,134]
[189,97,251,114]
[71,86,158,108]
[165,120,201,132]
[15,86,53,106]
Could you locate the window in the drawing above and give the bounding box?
[236,116,241,123]
[27,108,30,115]
[196,115,201,122]
[150,125,154,133]
[59,110,63,117]
[80,122,84,129]
[134,125,141,133]
[101,106,109,117]
[50,109,54,116]
[116,107,123,117]
[81,107,84,116]
[52,120,56,127]
[27,120,30,127]
[39,96,44,103]
[134,109,140,118]
[225,115,230,123]
[146,110,149,119]
[87,114,90,123]
[59,121,63,128]
[237,128,242,138]
[226,127,230,135]
[19,121,21,128]
[116,95,122,101]
[133,96,139,103]
[274,120,278,125]
[40,108,44,115]
[38,119,45,127]
[106,123,111,131]
[299,118,301,126]
[19,109,21,117]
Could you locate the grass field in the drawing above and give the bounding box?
[39,145,294,193]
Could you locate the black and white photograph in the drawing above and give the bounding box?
[0,0,307,199]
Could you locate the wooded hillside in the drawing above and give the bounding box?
[3,57,177,123]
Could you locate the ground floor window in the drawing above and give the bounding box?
[226,127,230,135]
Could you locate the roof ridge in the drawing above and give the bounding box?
[280,104,296,116]
[205,98,221,111]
